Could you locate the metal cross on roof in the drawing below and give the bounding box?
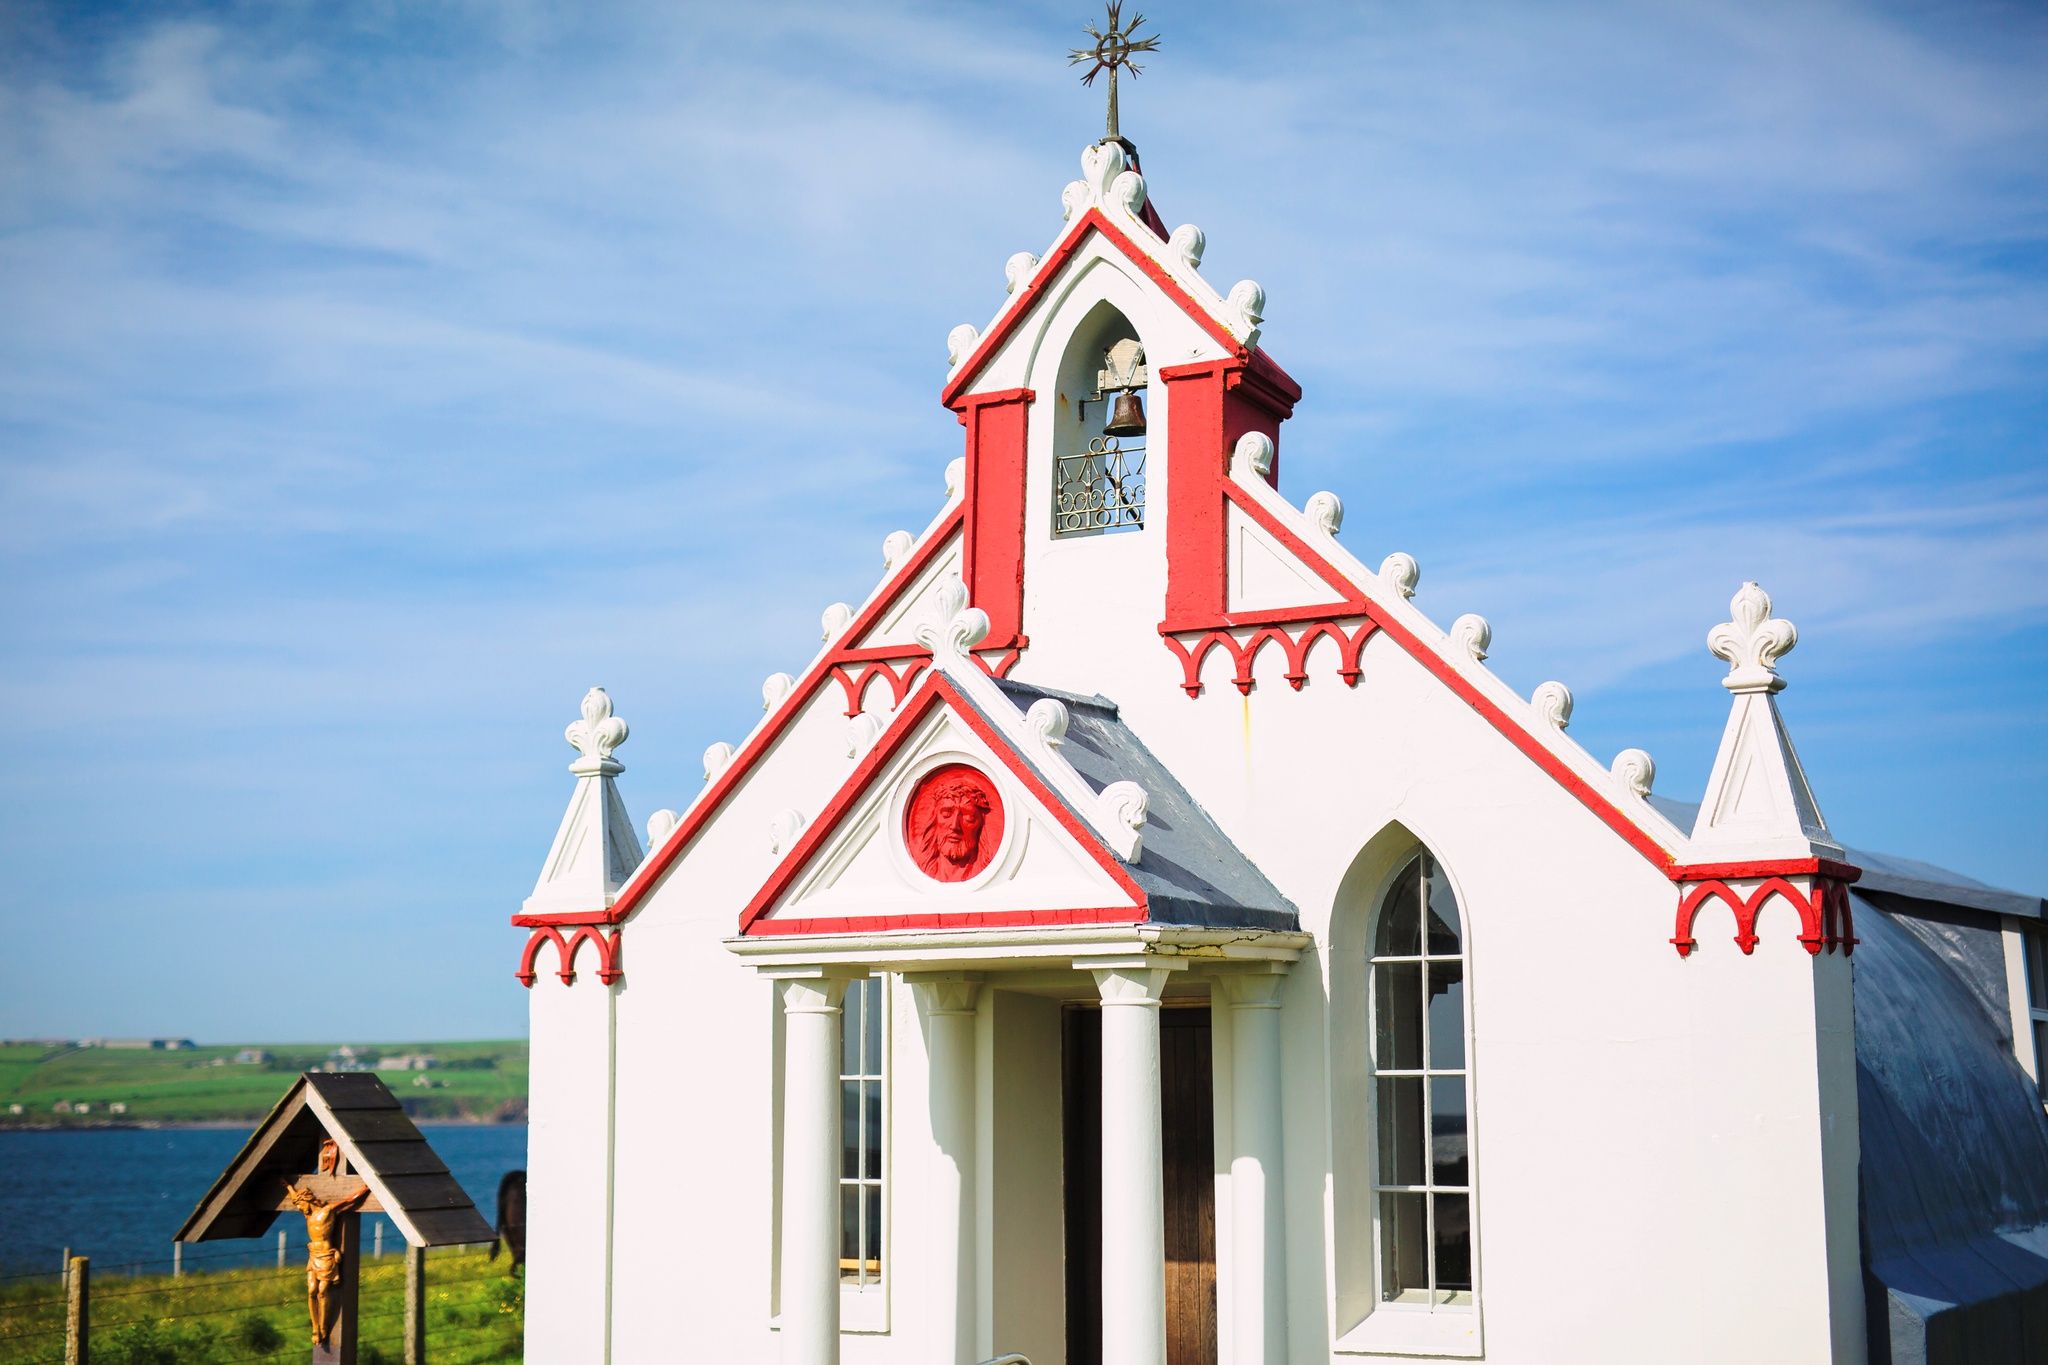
[1069,2,1161,143]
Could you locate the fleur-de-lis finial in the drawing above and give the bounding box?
[1069,3,1161,143]
[1707,582,1797,693]
[565,686,629,771]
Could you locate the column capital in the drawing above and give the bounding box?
[906,973,984,1015]
[1085,956,1185,1006]
[1215,962,1290,1009]
[766,969,856,1015]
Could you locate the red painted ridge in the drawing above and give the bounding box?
[1165,474,1690,876]
[738,671,1150,936]
[510,504,971,931]
[941,207,1249,408]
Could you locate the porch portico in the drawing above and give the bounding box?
[731,925,1308,1365]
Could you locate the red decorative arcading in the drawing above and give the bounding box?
[1670,876,1858,959]
[517,926,623,987]
[829,649,1021,717]
[1162,619,1378,696]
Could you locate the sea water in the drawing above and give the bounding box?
[0,1125,527,1279]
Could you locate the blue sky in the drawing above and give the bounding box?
[1,0,2043,1041]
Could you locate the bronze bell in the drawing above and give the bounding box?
[1103,389,1147,438]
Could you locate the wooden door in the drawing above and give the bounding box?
[1064,1005,1218,1365]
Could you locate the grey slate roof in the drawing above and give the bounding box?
[981,676,1299,931]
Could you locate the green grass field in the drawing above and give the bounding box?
[0,1248,521,1364]
[0,1042,528,1126]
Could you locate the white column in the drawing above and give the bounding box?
[911,975,982,1365]
[1089,958,1178,1365]
[1221,969,1290,1364]
[775,972,851,1365]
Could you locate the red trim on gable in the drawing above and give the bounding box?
[737,671,1149,936]
[746,906,1148,937]
[940,208,1248,408]
[512,507,969,932]
[1357,601,1680,872]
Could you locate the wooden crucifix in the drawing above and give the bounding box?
[282,1138,377,1363]
[177,1073,495,1365]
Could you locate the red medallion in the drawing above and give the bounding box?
[904,763,1004,883]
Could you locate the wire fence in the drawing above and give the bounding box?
[0,1242,521,1365]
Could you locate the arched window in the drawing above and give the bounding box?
[1370,852,1473,1307]
[1051,308,1148,539]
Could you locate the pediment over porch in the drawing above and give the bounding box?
[737,664,1298,940]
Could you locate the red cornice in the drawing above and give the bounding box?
[939,208,1250,408]
[737,671,1149,935]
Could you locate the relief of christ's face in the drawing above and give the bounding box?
[906,766,1002,884]
[932,791,987,870]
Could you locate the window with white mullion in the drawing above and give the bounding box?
[1369,852,1473,1309]
[838,975,886,1288]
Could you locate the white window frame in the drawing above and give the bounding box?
[1366,853,1475,1311]
[1336,842,1483,1358]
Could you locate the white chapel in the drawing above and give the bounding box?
[508,57,2048,1365]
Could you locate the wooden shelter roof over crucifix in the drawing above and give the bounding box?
[175,1071,494,1247]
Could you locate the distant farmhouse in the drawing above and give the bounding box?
[377,1053,438,1072]
[234,1048,272,1064]
[80,1037,195,1051]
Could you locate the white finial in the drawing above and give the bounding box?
[1451,614,1491,663]
[1305,491,1343,537]
[1231,431,1274,478]
[1168,224,1205,272]
[1110,169,1147,216]
[1004,252,1039,294]
[767,809,807,856]
[944,457,967,500]
[946,323,979,368]
[645,809,680,850]
[702,742,736,782]
[1226,280,1265,344]
[914,571,989,662]
[1532,681,1573,730]
[1612,749,1656,798]
[1026,698,1069,750]
[1379,552,1420,600]
[565,687,629,773]
[846,711,884,760]
[762,673,795,711]
[821,603,853,641]
[1708,581,1796,693]
[882,530,915,571]
[1097,780,1150,860]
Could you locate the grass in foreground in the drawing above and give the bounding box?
[0,1247,521,1364]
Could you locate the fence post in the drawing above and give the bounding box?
[65,1254,88,1365]
[374,1219,384,1260]
[61,1246,70,1282]
[172,1241,182,1278]
[403,1244,425,1365]
[278,1228,287,1269]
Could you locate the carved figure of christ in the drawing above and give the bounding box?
[281,1140,373,1351]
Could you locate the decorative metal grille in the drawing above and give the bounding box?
[1053,435,1146,537]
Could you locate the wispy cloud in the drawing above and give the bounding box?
[1,0,2044,1037]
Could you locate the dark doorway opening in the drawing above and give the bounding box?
[1062,1004,1218,1365]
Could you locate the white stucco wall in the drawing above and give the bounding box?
[519,144,1862,1364]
